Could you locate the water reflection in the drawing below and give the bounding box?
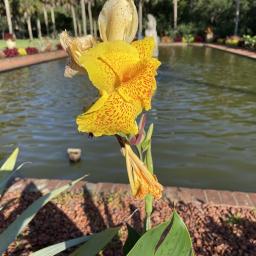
[0,47,256,192]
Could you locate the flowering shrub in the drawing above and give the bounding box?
[26,47,39,55]
[3,33,14,41]
[194,35,204,43]
[182,34,194,43]
[225,36,241,46]
[174,35,182,42]
[56,43,63,50]
[3,48,19,57]
[18,48,27,56]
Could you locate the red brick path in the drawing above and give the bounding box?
[6,178,256,208]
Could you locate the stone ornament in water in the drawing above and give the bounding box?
[145,14,159,57]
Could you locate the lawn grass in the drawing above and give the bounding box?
[0,39,59,50]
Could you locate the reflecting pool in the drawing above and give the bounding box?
[0,46,256,191]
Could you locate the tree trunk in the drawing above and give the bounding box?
[173,0,178,30]
[78,21,82,36]
[4,0,13,34]
[26,15,33,40]
[88,1,93,35]
[36,18,42,39]
[43,6,49,37]
[138,0,143,39]
[234,0,240,35]
[71,5,78,37]
[80,0,87,35]
[93,19,97,38]
[50,6,56,38]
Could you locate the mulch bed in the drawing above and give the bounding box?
[0,187,255,256]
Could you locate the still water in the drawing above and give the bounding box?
[0,46,255,192]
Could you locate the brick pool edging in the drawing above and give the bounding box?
[159,42,256,60]
[5,178,256,208]
[0,50,67,72]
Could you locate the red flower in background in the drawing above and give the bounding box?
[3,48,18,57]
[26,47,39,55]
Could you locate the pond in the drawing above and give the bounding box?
[0,46,256,192]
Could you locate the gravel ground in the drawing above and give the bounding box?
[0,187,255,256]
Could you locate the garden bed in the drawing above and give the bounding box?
[0,181,255,256]
[0,50,67,72]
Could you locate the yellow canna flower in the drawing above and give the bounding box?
[123,144,163,199]
[98,0,138,43]
[76,37,161,136]
[59,31,96,78]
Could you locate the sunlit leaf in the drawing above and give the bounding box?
[0,174,88,255]
[31,235,90,256]
[0,148,19,172]
[128,210,194,256]
[70,227,120,256]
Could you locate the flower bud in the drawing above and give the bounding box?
[98,0,138,43]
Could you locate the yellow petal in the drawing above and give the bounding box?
[76,91,142,136]
[118,58,161,110]
[98,0,138,42]
[79,41,139,93]
[131,37,155,59]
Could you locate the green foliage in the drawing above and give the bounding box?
[123,224,141,255]
[70,227,120,256]
[0,149,88,255]
[243,35,256,49]
[127,210,194,256]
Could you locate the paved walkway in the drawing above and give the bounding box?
[0,50,67,72]
[6,178,256,208]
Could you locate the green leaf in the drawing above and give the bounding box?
[0,174,88,255]
[31,235,90,256]
[0,147,19,173]
[128,210,194,256]
[123,224,141,255]
[70,227,120,256]
[0,148,20,196]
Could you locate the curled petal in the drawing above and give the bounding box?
[98,0,138,42]
[124,144,163,200]
[60,31,96,77]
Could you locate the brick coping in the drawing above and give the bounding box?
[5,178,256,208]
[0,50,67,72]
[159,42,256,60]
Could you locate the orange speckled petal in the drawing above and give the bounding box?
[118,58,161,110]
[131,37,155,58]
[79,40,140,94]
[76,91,142,136]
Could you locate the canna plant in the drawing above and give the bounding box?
[0,0,194,255]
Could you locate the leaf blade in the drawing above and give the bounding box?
[0,174,88,255]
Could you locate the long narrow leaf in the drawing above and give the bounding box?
[0,148,20,196]
[0,174,88,255]
[70,227,120,256]
[0,148,19,172]
[31,235,90,256]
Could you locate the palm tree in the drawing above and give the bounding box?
[173,0,178,30]
[234,0,240,35]
[88,0,93,35]
[70,1,78,36]
[50,0,56,37]
[80,0,87,35]
[35,0,43,38]
[4,0,13,34]
[19,0,36,40]
[42,0,50,37]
